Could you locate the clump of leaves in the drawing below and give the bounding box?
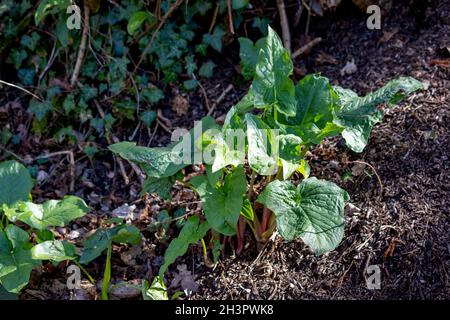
[0,160,89,294]
[109,26,425,277]
[1,0,259,141]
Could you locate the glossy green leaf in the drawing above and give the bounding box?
[246,114,278,176]
[109,116,219,178]
[35,0,70,25]
[0,160,32,207]
[240,197,254,221]
[7,196,89,231]
[80,224,141,264]
[251,27,296,116]
[238,37,265,79]
[278,134,303,180]
[31,240,76,262]
[0,225,39,294]
[79,228,114,264]
[127,11,154,36]
[159,215,209,276]
[333,77,425,152]
[142,276,168,300]
[257,178,349,255]
[190,166,246,235]
[111,224,141,245]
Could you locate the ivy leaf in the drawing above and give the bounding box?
[198,60,216,78]
[190,166,246,235]
[140,110,157,127]
[246,114,278,176]
[7,196,89,231]
[232,0,249,10]
[251,26,296,116]
[0,160,33,207]
[31,240,77,262]
[333,77,425,152]
[238,37,265,80]
[127,11,154,36]
[159,216,209,276]
[202,26,225,52]
[28,99,51,121]
[257,178,349,255]
[142,87,164,104]
[0,225,39,294]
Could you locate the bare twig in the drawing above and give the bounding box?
[93,100,130,185]
[0,80,43,101]
[207,84,234,116]
[294,0,303,27]
[208,5,219,34]
[197,78,211,111]
[38,39,58,83]
[0,147,75,192]
[70,3,90,87]
[156,109,172,132]
[111,136,145,184]
[292,37,322,58]
[227,0,235,34]
[276,0,291,53]
[349,160,384,196]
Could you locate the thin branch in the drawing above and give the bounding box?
[276,0,291,53]
[0,80,43,101]
[349,160,384,196]
[208,5,219,34]
[227,0,235,34]
[70,3,90,87]
[291,37,322,58]
[93,100,130,185]
[207,84,234,116]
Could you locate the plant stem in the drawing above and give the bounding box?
[74,260,95,285]
[261,175,274,232]
[101,245,112,300]
[247,170,256,201]
[200,238,208,260]
[236,216,246,255]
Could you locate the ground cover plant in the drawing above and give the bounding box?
[0,160,89,293]
[110,27,425,278]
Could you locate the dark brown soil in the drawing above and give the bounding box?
[192,0,450,300]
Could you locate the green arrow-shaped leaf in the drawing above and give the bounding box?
[190,166,246,236]
[0,160,33,207]
[0,225,39,294]
[159,216,209,276]
[31,240,77,262]
[257,177,349,255]
[7,196,89,231]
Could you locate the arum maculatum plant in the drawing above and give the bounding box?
[110,27,425,276]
